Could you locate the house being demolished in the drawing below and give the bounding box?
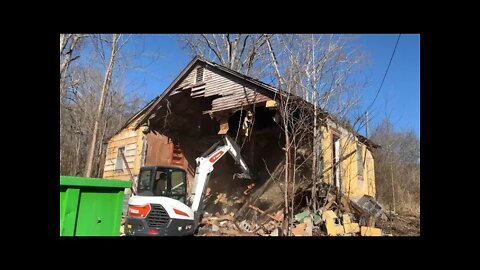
[103,56,382,236]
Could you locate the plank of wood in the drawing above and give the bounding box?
[321,194,336,211]
[121,150,135,195]
[340,196,352,213]
[248,205,282,222]
[367,216,376,227]
[234,177,274,220]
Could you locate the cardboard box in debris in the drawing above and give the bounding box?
[198,184,386,236]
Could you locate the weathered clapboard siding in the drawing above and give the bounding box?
[166,64,273,114]
[177,67,196,89]
[203,66,272,113]
[212,91,270,108]
[103,118,147,180]
[169,66,198,95]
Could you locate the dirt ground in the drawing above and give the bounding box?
[376,213,420,236]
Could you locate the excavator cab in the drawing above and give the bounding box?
[126,135,252,236]
[126,166,194,236]
[136,166,187,203]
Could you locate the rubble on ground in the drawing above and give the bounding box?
[376,211,420,236]
[120,215,126,236]
[197,183,386,236]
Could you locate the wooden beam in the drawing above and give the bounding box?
[248,205,282,222]
[121,150,136,195]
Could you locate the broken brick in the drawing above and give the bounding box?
[239,220,253,232]
[292,223,307,236]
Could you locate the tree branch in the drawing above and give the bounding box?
[201,34,225,65]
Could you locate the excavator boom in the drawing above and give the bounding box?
[189,135,252,227]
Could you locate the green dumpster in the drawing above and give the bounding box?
[60,176,131,236]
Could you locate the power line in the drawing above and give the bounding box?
[366,34,401,113]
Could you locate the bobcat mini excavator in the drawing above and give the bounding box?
[124,135,252,236]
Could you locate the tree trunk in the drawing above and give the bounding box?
[390,157,396,212]
[283,135,290,236]
[60,34,81,81]
[60,34,81,174]
[266,38,284,86]
[291,144,297,230]
[95,117,108,177]
[73,136,80,176]
[60,34,67,55]
[311,90,318,212]
[282,109,292,236]
[85,34,120,177]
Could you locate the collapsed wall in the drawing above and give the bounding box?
[144,88,285,216]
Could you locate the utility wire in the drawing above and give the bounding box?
[366,34,401,113]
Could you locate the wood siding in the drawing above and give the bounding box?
[144,132,193,194]
[103,120,146,180]
[145,133,172,166]
[320,121,376,200]
[169,64,272,114]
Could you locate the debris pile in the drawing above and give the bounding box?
[287,183,385,236]
[198,183,386,236]
[197,208,284,236]
[120,215,126,236]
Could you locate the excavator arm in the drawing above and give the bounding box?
[188,135,252,228]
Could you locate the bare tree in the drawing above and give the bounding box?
[61,34,158,178]
[60,34,84,171]
[265,34,367,234]
[179,34,272,78]
[85,34,120,177]
[60,64,143,176]
[60,34,83,80]
[371,118,420,215]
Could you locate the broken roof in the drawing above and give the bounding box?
[133,56,379,149]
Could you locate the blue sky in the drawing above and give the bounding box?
[357,34,420,137]
[120,34,420,138]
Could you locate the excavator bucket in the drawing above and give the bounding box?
[218,118,229,135]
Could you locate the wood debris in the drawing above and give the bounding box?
[197,183,383,237]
